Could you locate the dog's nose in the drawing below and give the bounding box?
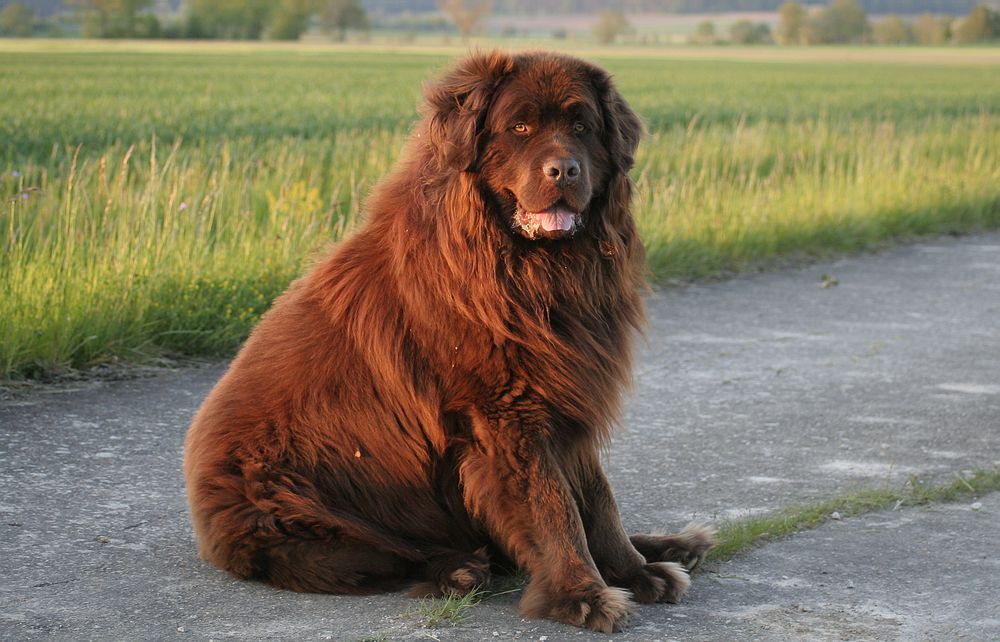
[543,158,581,186]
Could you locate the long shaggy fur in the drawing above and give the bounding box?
[184,50,713,632]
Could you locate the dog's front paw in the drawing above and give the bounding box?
[623,561,691,604]
[522,581,634,632]
[631,522,717,571]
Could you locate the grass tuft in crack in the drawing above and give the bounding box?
[409,587,488,628]
[407,573,526,628]
[707,468,1000,562]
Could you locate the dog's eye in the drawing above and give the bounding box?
[512,123,529,134]
[573,122,587,133]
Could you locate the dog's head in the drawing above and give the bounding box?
[423,51,643,241]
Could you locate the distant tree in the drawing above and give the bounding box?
[692,19,716,44]
[729,20,751,43]
[186,0,272,39]
[806,0,869,43]
[776,0,806,44]
[134,11,161,37]
[438,0,492,39]
[0,2,34,36]
[268,0,312,40]
[593,9,632,44]
[913,12,951,43]
[729,19,771,43]
[123,0,153,36]
[68,0,155,38]
[319,0,369,41]
[873,14,912,43]
[952,4,1000,42]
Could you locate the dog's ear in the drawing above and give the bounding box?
[423,51,515,172]
[589,67,644,174]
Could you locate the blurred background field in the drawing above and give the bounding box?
[2,42,999,379]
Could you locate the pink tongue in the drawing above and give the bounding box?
[537,208,575,232]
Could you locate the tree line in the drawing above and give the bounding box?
[360,0,983,14]
[0,0,490,40]
[737,0,998,44]
[1,0,998,43]
[586,1,999,44]
[0,0,370,40]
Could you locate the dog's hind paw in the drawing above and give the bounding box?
[631,522,717,571]
[410,547,491,597]
[623,561,691,604]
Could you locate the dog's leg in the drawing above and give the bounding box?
[570,447,695,604]
[192,456,427,594]
[260,538,415,594]
[460,408,633,633]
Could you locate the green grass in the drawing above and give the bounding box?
[636,114,1000,280]
[708,468,1000,561]
[2,43,999,378]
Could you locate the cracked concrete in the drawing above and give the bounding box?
[2,233,998,641]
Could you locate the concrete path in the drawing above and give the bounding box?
[2,233,998,641]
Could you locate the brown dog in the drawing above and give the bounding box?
[184,50,714,633]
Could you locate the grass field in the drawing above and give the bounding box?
[2,41,999,379]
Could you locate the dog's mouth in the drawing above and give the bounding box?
[511,199,581,240]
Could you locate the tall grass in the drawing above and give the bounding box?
[636,114,1000,278]
[1,135,392,375]
[2,46,999,379]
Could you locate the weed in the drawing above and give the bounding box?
[708,468,1000,561]
[408,587,487,628]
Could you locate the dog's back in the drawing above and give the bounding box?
[183,228,478,591]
